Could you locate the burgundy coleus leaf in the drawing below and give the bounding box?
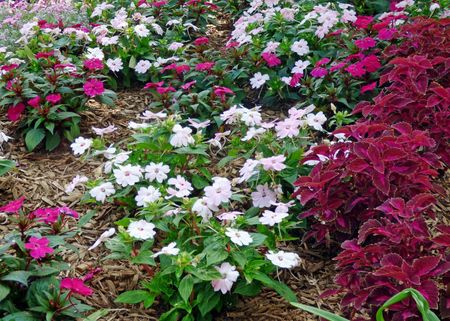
[368,144,385,174]
[406,193,435,214]
[382,148,407,161]
[348,159,369,172]
[376,198,405,218]
[372,171,390,195]
[417,280,439,309]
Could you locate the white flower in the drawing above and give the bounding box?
[430,3,440,11]
[238,159,260,183]
[211,262,239,294]
[65,175,88,193]
[168,42,184,51]
[259,210,288,226]
[134,24,150,37]
[127,220,156,240]
[204,177,232,207]
[106,58,123,72]
[192,197,216,222]
[152,242,180,257]
[135,186,161,207]
[306,112,327,131]
[266,250,301,268]
[169,124,194,147]
[144,162,170,183]
[86,47,104,60]
[291,39,309,56]
[250,72,270,89]
[92,125,117,136]
[113,164,142,187]
[167,175,193,198]
[128,121,151,129]
[292,60,310,74]
[90,182,116,203]
[242,127,265,141]
[251,184,277,208]
[187,119,210,130]
[241,107,262,126]
[140,110,167,120]
[0,131,12,145]
[259,155,286,171]
[135,60,151,73]
[88,228,115,250]
[71,137,92,155]
[217,211,242,221]
[275,117,301,139]
[225,228,253,246]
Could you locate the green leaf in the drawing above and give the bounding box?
[78,210,96,228]
[191,174,210,189]
[115,290,149,304]
[0,159,15,176]
[252,272,297,303]
[0,283,10,302]
[290,302,350,321]
[25,128,45,151]
[1,271,31,286]
[175,147,208,156]
[179,275,194,303]
[82,309,110,321]
[206,249,228,266]
[55,112,80,120]
[1,311,38,321]
[45,133,61,151]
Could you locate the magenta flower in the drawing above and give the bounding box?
[311,67,328,78]
[290,73,303,87]
[315,58,330,67]
[175,64,190,74]
[193,37,209,46]
[45,93,62,105]
[361,82,377,93]
[378,28,397,41]
[362,55,381,73]
[35,51,55,59]
[83,79,104,97]
[60,277,93,296]
[7,103,25,122]
[355,37,377,50]
[25,237,54,260]
[346,63,366,77]
[32,208,60,224]
[195,62,215,71]
[144,81,164,89]
[181,80,196,90]
[353,16,373,29]
[58,207,79,219]
[83,58,104,71]
[261,52,282,67]
[156,86,176,95]
[0,197,25,213]
[27,96,41,108]
[330,62,346,72]
[214,86,235,101]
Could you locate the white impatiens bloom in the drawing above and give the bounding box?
[134,24,150,37]
[275,117,301,139]
[71,137,92,155]
[292,59,310,74]
[225,228,253,246]
[168,42,184,51]
[167,175,193,198]
[135,186,161,207]
[259,210,289,226]
[238,159,260,183]
[169,124,194,147]
[65,175,88,193]
[135,60,151,73]
[251,184,277,208]
[92,125,117,136]
[113,164,142,187]
[259,155,286,171]
[144,162,170,183]
[0,131,12,146]
[217,211,242,221]
[250,72,270,89]
[152,242,180,257]
[204,177,232,207]
[90,182,116,203]
[266,250,301,269]
[106,58,123,72]
[241,107,262,127]
[291,39,309,56]
[306,112,327,131]
[242,127,266,141]
[88,228,115,251]
[140,110,167,120]
[127,220,156,240]
[211,262,239,294]
[86,47,104,60]
[192,197,216,222]
[430,2,440,11]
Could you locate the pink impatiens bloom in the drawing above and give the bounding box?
[378,28,396,41]
[83,58,104,71]
[354,37,377,50]
[259,155,286,171]
[25,237,54,259]
[60,277,94,296]
[83,79,104,97]
[346,63,366,77]
[310,67,328,78]
[7,103,25,121]
[27,96,41,108]
[193,37,209,46]
[195,62,215,71]
[214,86,234,102]
[0,197,25,213]
[361,82,377,93]
[211,262,239,294]
[181,80,196,90]
[353,16,373,29]
[45,93,62,105]
[261,52,282,67]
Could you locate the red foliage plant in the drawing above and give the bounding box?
[293,18,450,320]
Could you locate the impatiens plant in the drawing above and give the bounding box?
[0,198,95,320]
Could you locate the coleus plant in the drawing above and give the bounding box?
[0,198,96,320]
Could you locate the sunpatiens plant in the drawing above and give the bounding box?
[0,198,95,320]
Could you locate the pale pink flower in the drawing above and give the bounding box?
[259,155,286,171]
[251,184,277,208]
[211,262,239,294]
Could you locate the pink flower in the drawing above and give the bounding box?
[175,64,190,74]
[83,79,104,97]
[83,58,104,71]
[1,64,19,72]
[330,62,346,72]
[181,80,196,90]
[195,62,215,71]
[354,37,377,50]
[315,58,330,67]
[7,103,26,121]
[378,28,396,41]
[27,96,41,108]
[144,81,164,89]
[311,67,328,78]
[361,82,377,93]
[60,277,93,296]
[346,63,366,77]
[259,155,286,171]
[45,93,62,105]
[25,237,54,259]
[354,16,373,29]
[290,73,303,87]
[0,197,25,213]
[32,208,60,224]
[58,206,79,219]
[156,86,176,94]
[194,37,209,46]
[35,51,54,59]
[362,55,381,73]
[261,52,282,67]
[214,86,234,101]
